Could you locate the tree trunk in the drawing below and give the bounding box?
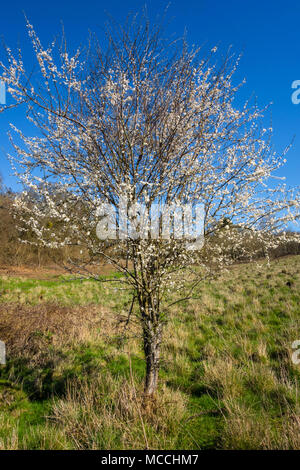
[143,320,162,397]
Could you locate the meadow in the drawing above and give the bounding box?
[0,255,300,449]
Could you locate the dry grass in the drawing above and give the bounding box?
[0,303,112,357]
[222,399,300,450]
[51,375,187,450]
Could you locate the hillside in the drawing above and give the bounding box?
[0,255,300,449]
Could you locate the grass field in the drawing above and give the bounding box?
[0,255,300,449]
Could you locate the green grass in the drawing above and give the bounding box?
[1,256,300,449]
[0,274,127,307]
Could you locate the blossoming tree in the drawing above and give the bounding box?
[1,14,299,396]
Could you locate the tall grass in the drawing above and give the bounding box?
[1,255,300,449]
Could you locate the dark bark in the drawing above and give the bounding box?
[142,319,162,397]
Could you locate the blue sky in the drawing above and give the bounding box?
[1,0,300,192]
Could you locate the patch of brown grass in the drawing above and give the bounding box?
[0,264,117,279]
[0,302,113,360]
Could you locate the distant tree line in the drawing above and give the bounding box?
[0,184,84,266]
[0,185,299,267]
